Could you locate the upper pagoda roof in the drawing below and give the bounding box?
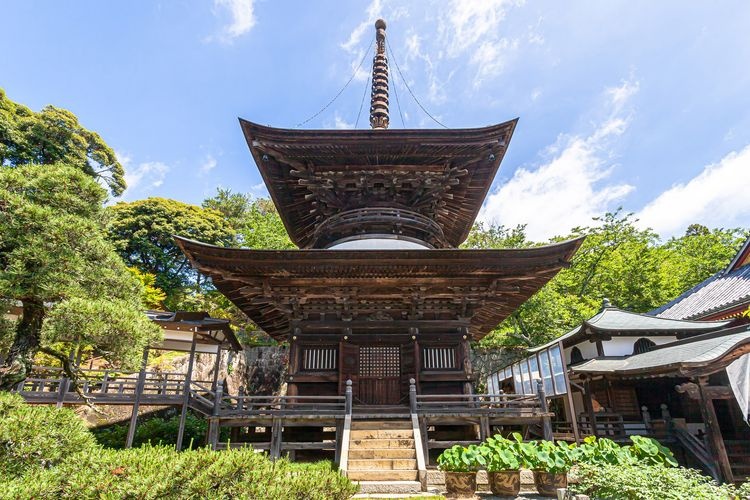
[240,118,518,248]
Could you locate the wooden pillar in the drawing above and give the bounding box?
[126,347,150,448]
[208,380,223,450]
[211,347,222,392]
[176,336,198,451]
[461,328,473,395]
[270,418,283,460]
[697,377,733,483]
[583,377,598,437]
[560,341,581,443]
[537,380,554,441]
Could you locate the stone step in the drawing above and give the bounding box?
[355,480,422,494]
[348,470,419,482]
[348,459,417,470]
[351,420,412,430]
[351,428,413,439]
[349,448,416,459]
[350,438,415,449]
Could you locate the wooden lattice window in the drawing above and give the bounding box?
[359,346,400,377]
[302,347,337,371]
[633,338,656,355]
[422,346,458,370]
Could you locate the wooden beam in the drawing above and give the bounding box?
[697,377,734,483]
[126,347,149,448]
[176,336,197,451]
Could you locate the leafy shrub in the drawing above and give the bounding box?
[437,444,486,472]
[480,433,522,471]
[573,435,678,468]
[2,445,358,500]
[0,391,97,479]
[523,439,577,473]
[572,464,739,500]
[92,412,218,449]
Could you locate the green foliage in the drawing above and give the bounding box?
[573,435,678,468]
[202,188,295,250]
[436,444,486,472]
[0,164,160,387]
[107,197,235,294]
[627,435,679,467]
[521,439,576,473]
[0,88,125,196]
[0,392,97,480]
[479,433,523,471]
[92,413,221,450]
[2,445,357,500]
[474,210,748,348]
[128,267,167,309]
[572,464,739,500]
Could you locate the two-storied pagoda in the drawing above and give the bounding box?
[176,20,582,409]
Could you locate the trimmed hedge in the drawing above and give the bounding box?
[0,392,357,499]
[2,446,358,499]
[0,391,97,479]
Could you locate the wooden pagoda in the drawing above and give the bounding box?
[176,19,582,410]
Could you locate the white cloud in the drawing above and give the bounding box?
[478,79,639,240]
[333,114,355,129]
[122,160,170,198]
[606,78,640,114]
[198,155,218,175]
[212,0,256,42]
[442,0,521,56]
[637,144,750,237]
[470,38,518,87]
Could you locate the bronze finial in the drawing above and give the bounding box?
[370,19,389,130]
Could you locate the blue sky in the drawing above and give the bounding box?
[2,0,750,241]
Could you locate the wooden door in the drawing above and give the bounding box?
[358,345,401,405]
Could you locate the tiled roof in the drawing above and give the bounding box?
[529,306,730,352]
[649,264,750,320]
[570,326,750,375]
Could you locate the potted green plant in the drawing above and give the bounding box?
[480,434,523,497]
[436,444,485,497]
[525,440,575,497]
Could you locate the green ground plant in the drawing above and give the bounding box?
[91,412,224,450]
[0,392,97,479]
[1,445,357,500]
[571,464,740,500]
[436,444,486,472]
[0,393,357,499]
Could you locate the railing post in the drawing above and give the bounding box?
[101,370,109,394]
[345,379,352,415]
[641,405,651,432]
[208,380,223,450]
[660,403,672,434]
[537,380,554,442]
[409,378,417,414]
[176,336,197,451]
[56,376,69,409]
[339,380,353,475]
[126,347,149,449]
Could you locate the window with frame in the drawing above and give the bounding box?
[422,346,458,370]
[301,346,337,371]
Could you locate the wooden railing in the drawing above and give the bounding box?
[14,366,211,407]
[414,392,546,416]
[215,394,348,417]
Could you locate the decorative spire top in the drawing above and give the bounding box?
[369,19,389,130]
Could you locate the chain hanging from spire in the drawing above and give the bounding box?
[369,19,389,130]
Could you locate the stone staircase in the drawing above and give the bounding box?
[347,420,422,494]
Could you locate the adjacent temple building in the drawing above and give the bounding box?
[176,20,581,409]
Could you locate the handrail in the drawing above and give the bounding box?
[673,427,720,481]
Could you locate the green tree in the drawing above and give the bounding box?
[202,188,294,250]
[107,197,235,295]
[0,164,161,390]
[0,89,125,196]
[473,211,746,349]
[659,224,748,298]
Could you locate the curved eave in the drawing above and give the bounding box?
[239,118,518,248]
[175,236,583,341]
[239,118,519,144]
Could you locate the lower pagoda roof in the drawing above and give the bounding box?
[175,236,584,341]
